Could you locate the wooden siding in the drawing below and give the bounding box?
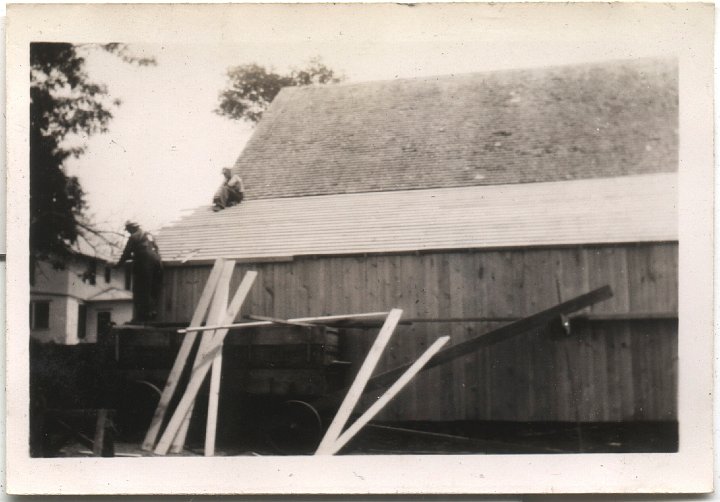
[158,243,678,422]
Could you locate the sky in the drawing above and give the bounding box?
[60,3,694,236]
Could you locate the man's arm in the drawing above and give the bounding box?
[229,175,244,193]
[117,237,134,266]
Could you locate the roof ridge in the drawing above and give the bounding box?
[282,56,677,93]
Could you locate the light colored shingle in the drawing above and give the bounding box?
[157,173,677,263]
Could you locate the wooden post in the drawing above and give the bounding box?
[315,309,403,455]
[170,260,235,453]
[154,271,258,455]
[204,274,232,456]
[141,259,225,451]
[325,336,450,455]
[93,409,112,457]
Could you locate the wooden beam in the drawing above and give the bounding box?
[176,312,391,334]
[204,270,232,457]
[315,309,403,455]
[245,314,316,328]
[92,409,113,457]
[154,270,258,455]
[327,336,450,455]
[141,259,226,451]
[573,312,678,322]
[170,260,236,453]
[366,423,474,442]
[315,286,613,408]
[370,286,612,394]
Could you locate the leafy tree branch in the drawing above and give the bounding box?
[30,42,155,266]
[216,57,344,124]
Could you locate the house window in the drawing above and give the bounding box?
[104,266,112,284]
[77,304,87,340]
[30,301,50,330]
[83,260,97,285]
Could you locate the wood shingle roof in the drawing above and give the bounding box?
[233,58,677,200]
[157,173,677,263]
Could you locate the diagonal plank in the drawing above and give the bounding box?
[312,286,613,412]
[362,286,613,395]
[141,259,225,451]
[315,309,403,455]
[170,259,235,453]
[154,270,258,455]
[326,335,450,455]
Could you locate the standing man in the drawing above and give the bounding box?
[213,167,245,211]
[117,220,163,323]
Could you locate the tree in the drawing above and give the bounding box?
[215,57,343,124]
[30,42,155,266]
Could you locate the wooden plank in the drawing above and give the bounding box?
[177,312,391,333]
[602,322,622,421]
[326,336,450,455]
[420,254,442,420]
[586,246,630,315]
[93,409,109,456]
[204,274,231,456]
[141,259,225,451]
[336,286,613,399]
[467,252,486,420]
[435,254,454,421]
[311,312,678,327]
[592,324,610,421]
[626,243,678,313]
[171,259,236,453]
[155,270,258,455]
[618,322,635,420]
[447,252,466,420]
[356,255,384,417]
[315,309,403,455]
[245,314,315,327]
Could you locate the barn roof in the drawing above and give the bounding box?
[233,58,677,200]
[157,173,677,263]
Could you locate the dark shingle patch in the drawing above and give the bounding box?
[232,58,678,200]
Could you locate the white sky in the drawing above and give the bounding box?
[61,3,694,234]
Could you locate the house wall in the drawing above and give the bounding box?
[65,258,127,299]
[158,242,678,423]
[30,295,69,344]
[31,260,70,295]
[86,301,133,344]
[31,257,132,344]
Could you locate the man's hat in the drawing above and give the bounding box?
[125,220,139,229]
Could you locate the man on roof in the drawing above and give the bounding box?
[213,167,245,212]
[117,220,163,323]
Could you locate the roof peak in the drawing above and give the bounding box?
[280,57,677,95]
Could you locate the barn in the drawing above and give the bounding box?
[155,58,678,449]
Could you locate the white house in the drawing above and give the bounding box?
[30,253,133,344]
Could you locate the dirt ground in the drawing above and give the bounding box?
[46,420,677,457]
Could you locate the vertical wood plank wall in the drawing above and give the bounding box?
[159,243,678,422]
